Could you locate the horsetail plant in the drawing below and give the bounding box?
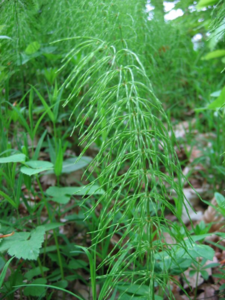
[56,35,187,299]
[1,0,216,298]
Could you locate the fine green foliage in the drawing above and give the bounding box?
[0,0,225,299]
[0,257,14,289]
[54,0,189,295]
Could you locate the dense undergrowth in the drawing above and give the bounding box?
[0,0,225,299]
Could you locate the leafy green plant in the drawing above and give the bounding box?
[1,0,225,299]
[55,30,192,297]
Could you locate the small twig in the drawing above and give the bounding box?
[0,231,15,238]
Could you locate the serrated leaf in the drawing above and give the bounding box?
[46,185,105,204]
[24,278,47,297]
[0,232,30,253]
[0,153,26,163]
[203,50,225,60]
[25,41,40,55]
[3,227,45,260]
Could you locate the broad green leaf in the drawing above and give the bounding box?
[68,259,88,270]
[207,86,225,110]
[170,258,192,275]
[172,241,214,261]
[25,266,49,280]
[0,256,14,288]
[21,160,53,176]
[25,160,53,169]
[39,245,59,254]
[197,0,219,9]
[156,240,214,262]
[187,242,214,261]
[46,193,69,204]
[200,270,209,280]
[119,295,147,300]
[16,52,41,65]
[191,234,213,242]
[43,222,63,231]
[210,90,221,97]
[118,294,162,300]
[25,41,40,55]
[46,185,105,204]
[45,156,92,174]
[202,262,219,269]
[20,167,48,176]
[65,212,85,221]
[203,50,225,60]
[24,278,47,297]
[215,192,225,212]
[0,227,45,260]
[0,153,26,163]
[52,280,68,288]
[117,284,161,298]
[40,46,57,54]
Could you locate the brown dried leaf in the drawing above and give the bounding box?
[203,197,225,232]
[172,119,196,139]
[197,284,219,300]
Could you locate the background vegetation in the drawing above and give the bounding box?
[0,0,225,299]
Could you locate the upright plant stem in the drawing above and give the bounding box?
[36,176,64,280]
[13,0,24,95]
